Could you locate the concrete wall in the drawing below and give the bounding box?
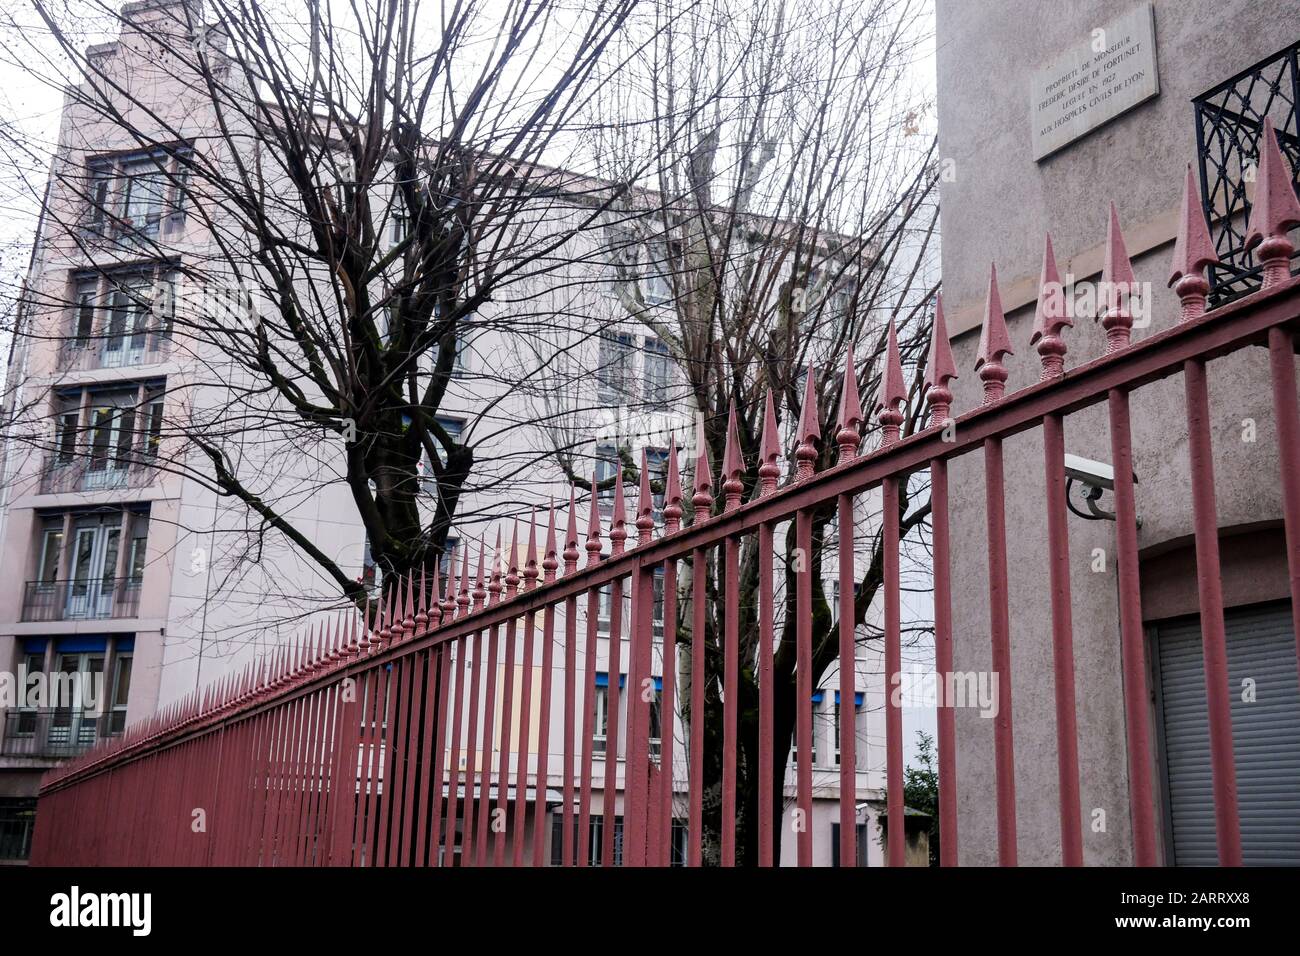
[935,0,1300,864]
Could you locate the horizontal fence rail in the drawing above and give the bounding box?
[29,133,1300,867]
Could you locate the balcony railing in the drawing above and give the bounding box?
[1,709,122,759]
[57,328,173,372]
[20,577,143,622]
[1194,41,1300,303]
[39,455,159,495]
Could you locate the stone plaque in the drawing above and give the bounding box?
[1030,3,1159,161]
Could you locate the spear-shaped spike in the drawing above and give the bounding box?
[490,528,505,600]
[389,576,406,642]
[1169,163,1220,320]
[795,366,820,480]
[1099,203,1137,352]
[663,437,684,532]
[543,501,560,582]
[457,543,472,614]
[758,391,781,495]
[876,321,906,447]
[442,548,458,620]
[415,567,429,629]
[1244,117,1300,288]
[506,519,522,594]
[692,414,715,517]
[976,263,1014,404]
[721,401,745,511]
[563,487,581,572]
[402,571,416,636]
[523,509,540,588]
[637,451,656,544]
[473,537,488,609]
[837,344,865,460]
[608,467,629,553]
[427,561,443,627]
[378,587,394,648]
[1030,233,1071,379]
[924,292,959,428]
[585,472,604,566]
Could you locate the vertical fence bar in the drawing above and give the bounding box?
[688,544,706,867]
[1107,388,1158,866]
[1267,327,1300,680]
[721,531,739,868]
[513,610,536,866]
[444,638,467,866]
[474,624,500,866]
[1042,413,1083,865]
[1184,359,1243,866]
[461,631,483,865]
[757,519,774,868]
[984,436,1018,866]
[840,489,861,867]
[578,581,600,866]
[881,477,903,868]
[495,611,518,866]
[533,598,557,866]
[795,509,813,867]
[931,459,958,865]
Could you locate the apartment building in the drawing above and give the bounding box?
[0,0,909,864]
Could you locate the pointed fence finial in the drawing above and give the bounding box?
[402,572,416,635]
[1031,233,1071,379]
[473,538,488,609]
[429,562,443,627]
[837,344,865,459]
[663,437,683,533]
[506,520,522,595]
[1169,163,1220,320]
[976,263,1014,403]
[1245,117,1300,288]
[758,391,781,495]
[415,568,429,629]
[543,502,559,582]
[441,551,457,621]
[924,292,958,427]
[389,577,406,641]
[637,451,656,544]
[585,473,604,565]
[1100,203,1137,352]
[523,510,540,589]
[795,367,820,480]
[457,544,472,614]
[692,414,715,518]
[722,401,745,511]
[489,528,504,603]
[610,468,628,554]
[563,487,581,573]
[876,322,906,447]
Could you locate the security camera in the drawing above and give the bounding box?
[1064,454,1117,491]
[1063,454,1138,523]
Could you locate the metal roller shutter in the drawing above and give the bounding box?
[1155,601,1300,865]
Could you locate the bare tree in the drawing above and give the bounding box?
[558,0,941,863]
[0,0,650,658]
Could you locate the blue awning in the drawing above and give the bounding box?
[834,691,865,707]
[56,636,108,653]
[810,690,825,703]
[595,673,628,689]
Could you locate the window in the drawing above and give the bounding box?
[66,266,177,367]
[596,331,634,403]
[595,444,619,512]
[593,682,610,754]
[126,514,149,584]
[641,245,674,307]
[652,568,665,640]
[56,411,79,464]
[643,337,671,408]
[37,520,63,583]
[420,415,465,484]
[648,684,663,757]
[109,650,133,734]
[834,692,863,766]
[793,691,822,767]
[81,148,190,239]
[0,798,37,862]
[645,448,669,516]
[830,822,870,867]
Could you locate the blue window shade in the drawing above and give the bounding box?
[810,690,825,703]
[55,636,108,653]
[834,691,865,708]
[114,637,135,652]
[595,673,628,689]
[22,638,48,653]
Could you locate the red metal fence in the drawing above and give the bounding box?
[29,127,1300,867]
